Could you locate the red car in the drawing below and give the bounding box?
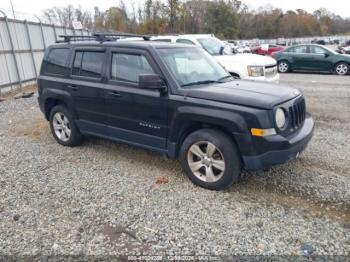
[255,44,285,56]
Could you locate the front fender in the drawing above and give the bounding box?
[169,105,248,143]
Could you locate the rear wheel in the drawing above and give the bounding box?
[179,129,241,190]
[49,105,82,147]
[334,62,349,75]
[278,60,290,73]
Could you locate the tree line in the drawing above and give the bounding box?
[42,0,350,39]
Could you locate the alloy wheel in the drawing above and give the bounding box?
[187,141,226,183]
[52,112,71,142]
[278,62,289,73]
[336,64,348,75]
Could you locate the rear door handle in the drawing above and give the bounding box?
[108,91,122,97]
[67,85,79,91]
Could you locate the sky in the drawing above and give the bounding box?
[0,0,350,19]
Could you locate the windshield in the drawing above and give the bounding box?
[158,47,233,88]
[197,37,232,56]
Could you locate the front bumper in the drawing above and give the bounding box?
[241,116,314,170]
[242,73,280,83]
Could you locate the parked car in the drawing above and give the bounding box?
[254,44,285,56]
[273,44,350,75]
[336,46,350,55]
[276,38,287,46]
[311,39,326,45]
[152,34,279,82]
[38,33,314,190]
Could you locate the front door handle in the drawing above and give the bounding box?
[67,85,79,91]
[108,91,122,97]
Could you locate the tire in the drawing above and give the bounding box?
[278,60,290,73]
[179,129,241,190]
[49,105,82,147]
[334,62,349,75]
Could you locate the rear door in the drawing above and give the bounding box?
[68,47,108,125]
[289,45,312,70]
[103,48,168,151]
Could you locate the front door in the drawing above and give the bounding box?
[307,46,334,71]
[103,48,168,151]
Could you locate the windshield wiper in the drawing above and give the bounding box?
[181,80,220,87]
[217,75,234,82]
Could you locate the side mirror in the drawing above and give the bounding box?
[324,53,330,58]
[219,46,225,55]
[138,74,165,90]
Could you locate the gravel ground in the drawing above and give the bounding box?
[0,74,349,258]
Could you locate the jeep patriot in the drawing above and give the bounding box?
[38,33,314,190]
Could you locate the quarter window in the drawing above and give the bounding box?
[42,48,69,76]
[72,51,104,78]
[111,53,155,83]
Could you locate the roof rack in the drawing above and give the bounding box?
[56,32,151,43]
[56,35,97,43]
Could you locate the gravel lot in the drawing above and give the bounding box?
[0,73,349,258]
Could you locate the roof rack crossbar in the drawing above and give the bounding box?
[93,32,151,41]
[56,35,97,43]
[56,32,151,43]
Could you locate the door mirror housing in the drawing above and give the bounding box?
[324,52,330,58]
[139,74,166,90]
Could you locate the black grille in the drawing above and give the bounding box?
[289,99,306,129]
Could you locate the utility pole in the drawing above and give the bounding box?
[9,0,15,18]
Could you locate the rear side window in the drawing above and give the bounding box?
[111,53,155,83]
[42,48,70,76]
[153,39,171,42]
[176,39,195,45]
[288,46,307,54]
[72,51,104,78]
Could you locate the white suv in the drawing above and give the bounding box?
[152,34,279,83]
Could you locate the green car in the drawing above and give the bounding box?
[273,44,350,75]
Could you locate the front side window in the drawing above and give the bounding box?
[42,48,70,76]
[72,51,104,78]
[158,47,232,87]
[309,46,327,54]
[111,53,155,83]
[197,37,231,56]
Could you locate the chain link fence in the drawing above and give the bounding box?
[0,10,90,95]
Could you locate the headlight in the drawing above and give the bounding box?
[248,66,264,77]
[275,108,286,129]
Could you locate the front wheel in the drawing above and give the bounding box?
[334,62,349,75]
[278,60,290,73]
[179,129,241,190]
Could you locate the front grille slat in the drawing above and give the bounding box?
[288,98,306,130]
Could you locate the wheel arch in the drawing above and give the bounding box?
[44,98,67,120]
[41,88,76,120]
[168,110,248,158]
[334,61,349,71]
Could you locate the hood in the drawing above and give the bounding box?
[185,81,301,109]
[215,53,277,67]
